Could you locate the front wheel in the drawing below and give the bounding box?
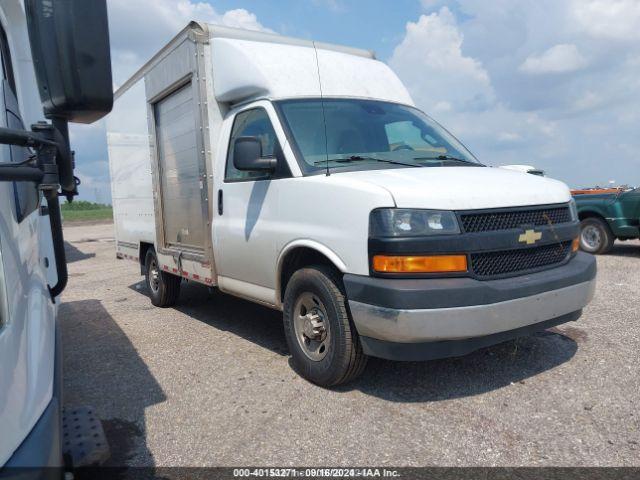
[283,266,368,387]
[579,217,614,254]
[144,249,181,307]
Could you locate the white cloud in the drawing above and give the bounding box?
[219,9,274,32]
[519,44,587,74]
[107,0,272,85]
[389,7,494,113]
[572,0,640,41]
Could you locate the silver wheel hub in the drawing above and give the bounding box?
[581,225,601,249]
[293,292,330,361]
[302,312,327,341]
[149,259,160,292]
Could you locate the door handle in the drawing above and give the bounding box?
[217,189,223,215]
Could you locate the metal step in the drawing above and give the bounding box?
[62,406,110,467]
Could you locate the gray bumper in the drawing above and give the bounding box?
[344,252,597,359]
[349,279,595,343]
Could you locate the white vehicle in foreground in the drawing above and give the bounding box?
[0,0,112,472]
[108,22,596,387]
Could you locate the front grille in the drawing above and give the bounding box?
[470,241,572,278]
[460,206,571,233]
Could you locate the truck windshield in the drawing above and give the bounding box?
[275,98,481,174]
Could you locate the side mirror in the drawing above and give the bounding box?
[0,0,114,303]
[25,0,113,124]
[233,137,277,171]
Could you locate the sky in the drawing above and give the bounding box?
[70,0,640,204]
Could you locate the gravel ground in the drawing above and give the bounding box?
[60,222,640,467]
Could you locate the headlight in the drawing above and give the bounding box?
[569,199,578,221]
[369,208,461,237]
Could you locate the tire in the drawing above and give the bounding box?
[283,265,368,387]
[579,217,615,254]
[144,249,181,307]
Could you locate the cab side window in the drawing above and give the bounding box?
[0,24,16,94]
[225,108,284,182]
[1,25,39,222]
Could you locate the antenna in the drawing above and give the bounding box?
[312,41,330,176]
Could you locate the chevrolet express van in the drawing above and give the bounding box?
[108,22,596,387]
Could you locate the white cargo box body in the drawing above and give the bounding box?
[107,21,413,286]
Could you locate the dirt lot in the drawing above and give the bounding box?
[60,222,640,467]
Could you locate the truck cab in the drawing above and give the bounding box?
[573,187,640,254]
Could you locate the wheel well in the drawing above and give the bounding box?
[279,247,341,302]
[139,242,154,275]
[578,210,605,222]
[577,211,616,240]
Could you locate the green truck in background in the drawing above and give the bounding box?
[573,186,640,254]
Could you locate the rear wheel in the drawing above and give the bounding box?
[579,217,614,254]
[283,265,367,387]
[144,249,181,307]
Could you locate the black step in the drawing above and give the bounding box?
[62,406,110,467]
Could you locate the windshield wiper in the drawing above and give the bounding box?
[413,154,483,166]
[314,155,423,168]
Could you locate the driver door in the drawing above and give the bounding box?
[213,104,291,305]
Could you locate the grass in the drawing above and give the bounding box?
[61,200,113,223]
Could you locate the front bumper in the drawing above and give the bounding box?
[344,252,596,361]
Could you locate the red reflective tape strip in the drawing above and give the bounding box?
[192,274,200,280]
[205,278,212,284]
[172,268,178,273]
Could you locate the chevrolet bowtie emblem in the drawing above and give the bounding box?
[518,229,542,245]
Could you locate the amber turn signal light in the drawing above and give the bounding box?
[571,237,580,252]
[372,254,468,273]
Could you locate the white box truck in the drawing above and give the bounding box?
[107,22,596,387]
[0,0,112,472]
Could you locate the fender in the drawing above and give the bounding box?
[578,207,610,219]
[275,239,348,307]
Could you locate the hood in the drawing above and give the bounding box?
[339,166,571,210]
